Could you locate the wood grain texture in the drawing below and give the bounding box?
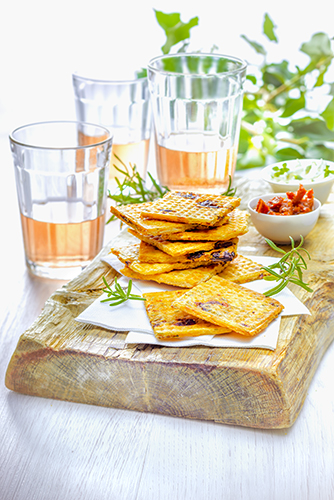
[5,191,334,430]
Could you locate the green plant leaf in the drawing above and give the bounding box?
[154,10,199,54]
[305,144,334,161]
[280,93,306,117]
[289,117,334,141]
[237,146,266,169]
[246,74,257,85]
[300,32,333,61]
[321,97,334,131]
[238,128,252,154]
[274,147,304,161]
[135,68,147,79]
[241,34,266,56]
[262,60,294,88]
[263,13,278,42]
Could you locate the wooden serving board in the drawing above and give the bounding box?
[5,185,334,429]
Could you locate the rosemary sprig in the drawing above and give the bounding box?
[221,175,237,197]
[107,156,170,223]
[261,236,313,297]
[101,276,146,306]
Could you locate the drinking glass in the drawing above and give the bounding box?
[147,53,247,193]
[72,73,151,185]
[9,121,112,280]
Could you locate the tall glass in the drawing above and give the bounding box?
[147,53,247,193]
[72,73,151,185]
[9,121,112,280]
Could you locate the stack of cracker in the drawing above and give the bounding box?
[109,191,267,288]
[109,191,281,341]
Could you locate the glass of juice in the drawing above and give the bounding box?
[72,71,151,186]
[9,121,112,280]
[147,53,247,193]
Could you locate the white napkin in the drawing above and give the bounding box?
[75,233,310,350]
[125,316,282,349]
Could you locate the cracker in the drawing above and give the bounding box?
[110,242,140,264]
[111,239,237,275]
[128,260,210,276]
[120,263,227,288]
[217,255,270,284]
[138,240,238,265]
[128,227,236,257]
[140,191,240,226]
[143,291,230,340]
[174,276,284,336]
[164,209,249,241]
[110,202,199,236]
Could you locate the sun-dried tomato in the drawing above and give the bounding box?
[255,184,314,216]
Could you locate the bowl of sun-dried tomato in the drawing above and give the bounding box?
[248,185,321,244]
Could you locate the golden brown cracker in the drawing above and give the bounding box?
[164,209,249,241]
[140,191,240,226]
[128,227,230,257]
[110,202,199,236]
[138,239,238,265]
[110,242,140,264]
[120,263,228,288]
[174,276,284,336]
[143,291,230,340]
[128,259,210,276]
[217,255,270,284]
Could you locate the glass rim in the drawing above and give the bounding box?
[147,52,247,77]
[72,71,147,85]
[9,120,113,151]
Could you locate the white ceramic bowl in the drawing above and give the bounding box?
[261,159,334,204]
[248,193,321,245]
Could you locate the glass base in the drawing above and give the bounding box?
[26,259,89,281]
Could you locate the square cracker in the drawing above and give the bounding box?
[217,255,270,284]
[128,260,215,276]
[127,227,221,257]
[164,209,249,241]
[173,276,284,336]
[143,291,230,340]
[138,239,238,265]
[140,191,240,226]
[110,239,237,276]
[110,202,200,236]
[110,241,140,264]
[120,263,228,288]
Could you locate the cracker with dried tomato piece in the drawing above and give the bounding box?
[163,209,249,241]
[128,259,213,276]
[143,291,230,340]
[110,202,201,237]
[140,191,240,226]
[111,239,237,276]
[138,239,238,265]
[120,263,228,288]
[127,227,222,257]
[173,276,284,336]
[217,255,270,284]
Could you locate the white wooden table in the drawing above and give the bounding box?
[1,133,334,500]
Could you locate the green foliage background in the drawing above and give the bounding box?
[147,10,334,170]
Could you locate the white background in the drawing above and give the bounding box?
[1,0,334,137]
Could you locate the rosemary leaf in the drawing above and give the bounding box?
[221,176,237,197]
[107,159,170,223]
[101,277,146,306]
[262,236,313,296]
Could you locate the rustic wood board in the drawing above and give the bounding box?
[5,185,334,429]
